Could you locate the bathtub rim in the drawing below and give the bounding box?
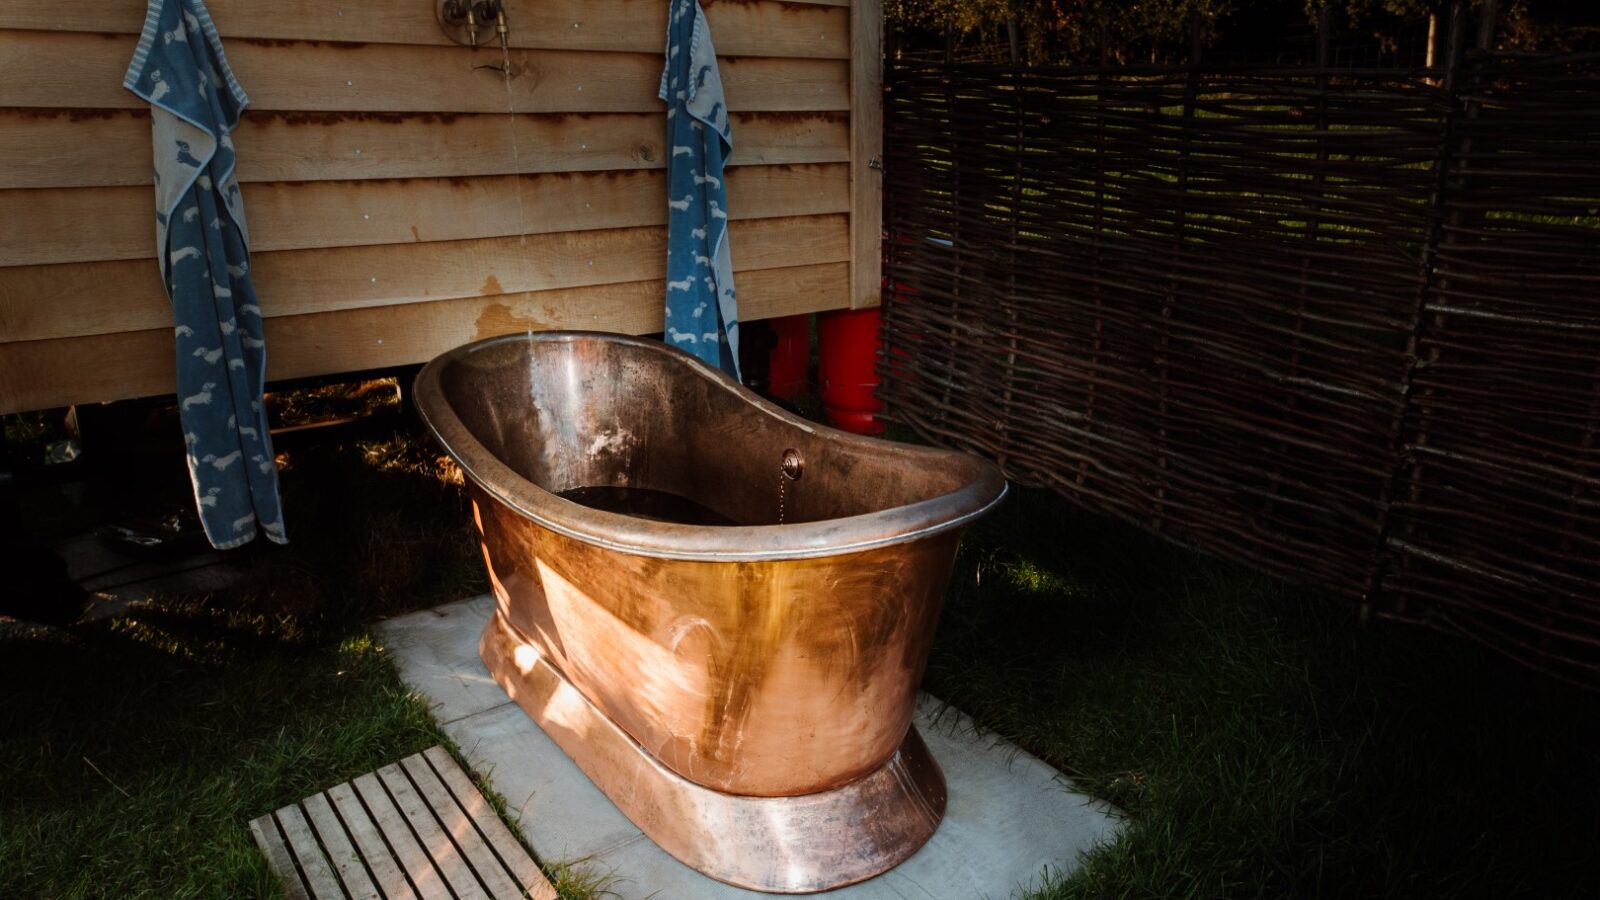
[414,331,1008,562]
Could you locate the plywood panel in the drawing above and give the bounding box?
[0,263,850,412]
[0,0,850,59]
[0,214,848,341]
[2,164,851,266]
[0,31,850,114]
[0,109,849,189]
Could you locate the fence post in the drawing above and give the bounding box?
[936,29,964,421]
[1151,13,1203,532]
[1260,6,1335,527]
[995,54,1026,473]
[1362,0,1471,621]
[1076,28,1112,490]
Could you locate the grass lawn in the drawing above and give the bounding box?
[929,488,1599,899]
[2,388,1597,898]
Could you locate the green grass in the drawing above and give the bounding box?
[930,487,1599,900]
[0,627,437,898]
[3,396,1596,899]
[0,406,610,899]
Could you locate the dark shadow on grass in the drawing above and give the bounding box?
[1,410,482,898]
[925,485,1600,899]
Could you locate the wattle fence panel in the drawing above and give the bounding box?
[878,48,1600,687]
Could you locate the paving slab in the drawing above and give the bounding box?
[378,597,1121,899]
[377,594,506,724]
[54,532,246,601]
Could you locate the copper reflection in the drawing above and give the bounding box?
[414,332,1005,893]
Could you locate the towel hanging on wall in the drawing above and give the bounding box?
[660,0,741,379]
[123,0,286,549]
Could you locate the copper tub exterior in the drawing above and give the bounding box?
[414,332,1006,893]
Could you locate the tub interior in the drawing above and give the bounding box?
[436,335,979,527]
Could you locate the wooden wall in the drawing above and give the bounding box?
[0,0,882,414]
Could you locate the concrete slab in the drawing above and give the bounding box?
[378,597,1121,899]
[377,595,506,724]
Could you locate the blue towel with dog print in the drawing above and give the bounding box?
[123,0,285,549]
[660,0,740,379]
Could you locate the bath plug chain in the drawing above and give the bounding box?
[778,448,802,524]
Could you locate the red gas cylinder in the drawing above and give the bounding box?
[766,314,810,399]
[817,307,884,435]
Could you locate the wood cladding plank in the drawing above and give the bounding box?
[0,31,850,114]
[0,263,849,412]
[2,164,851,266]
[0,0,850,60]
[850,0,884,308]
[0,109,849,189]
[0,214,848,341]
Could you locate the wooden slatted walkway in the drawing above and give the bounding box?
[250,746,557,900]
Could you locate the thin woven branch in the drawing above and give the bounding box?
[879,52,1600,689]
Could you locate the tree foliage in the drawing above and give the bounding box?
[887,0,1597,65]
[889,0,1270,64]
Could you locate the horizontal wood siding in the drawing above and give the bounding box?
[0,0,873,414]
[1,264,851,411]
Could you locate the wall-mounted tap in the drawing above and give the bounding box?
[439,0,476,47]
[437,0,507,51]
[476,0,510,53]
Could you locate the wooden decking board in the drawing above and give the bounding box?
[350,772,453,900]
[303,792,383,900]
[251,815,312,900]
[400,754,524,899]
[420,746,551,895]
[326,782,422,900]
[275,803,349,898]
[251,748,556,900]
[377,762,485,898]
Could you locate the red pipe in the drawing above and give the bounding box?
[766,314,810,399]
[817,307,884,435]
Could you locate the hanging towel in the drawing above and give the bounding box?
[660,0,741,379]
[123,0,285,549]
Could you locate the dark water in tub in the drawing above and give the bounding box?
[556,486,741,527]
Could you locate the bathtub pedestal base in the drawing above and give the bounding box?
[480,612,947,894]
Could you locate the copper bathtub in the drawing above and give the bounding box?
[413,332,1006,893]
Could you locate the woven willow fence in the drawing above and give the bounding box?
[878,38,1600,687]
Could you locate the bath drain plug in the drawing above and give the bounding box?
[781,448,803,481]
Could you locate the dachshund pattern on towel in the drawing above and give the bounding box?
[124,0,285,549]
[660,0,741,378]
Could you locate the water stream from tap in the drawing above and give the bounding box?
[497,37,532,271]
